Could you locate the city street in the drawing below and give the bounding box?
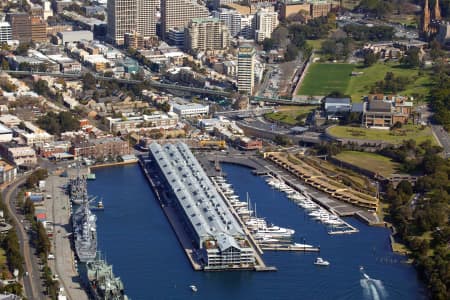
[3,176,44,300]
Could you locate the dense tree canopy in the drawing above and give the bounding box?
[36,111,80,135]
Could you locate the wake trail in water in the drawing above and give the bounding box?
[360,268,388,300]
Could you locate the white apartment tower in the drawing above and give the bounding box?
[107,0,137,45]
[184,18,230,52]
[0,22,12,43]
[213,9,254,38]
[161,0,209,40]
[237,45,255,95]
[254,8,278,42]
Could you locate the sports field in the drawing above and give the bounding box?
[297,63,354,96]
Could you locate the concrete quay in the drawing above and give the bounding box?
[45,172,89,300]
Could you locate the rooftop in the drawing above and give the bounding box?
[149,142,245,251]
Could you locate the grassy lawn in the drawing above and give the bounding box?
[307,39,325,51]
[328,125,437,145]
[342,0,360,9]
[346,63,432,102]
[0,248,6,267]
[298,63,355,96]
[264,105,316,125]
[334,150,402,177]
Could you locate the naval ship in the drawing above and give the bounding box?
[72,188,97,262]
[68,173,88,205]
[86,254,128,300]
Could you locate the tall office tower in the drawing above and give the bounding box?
[184,18,230,52]
[30,16,47,43]
[237,45,255,95]
[160,0,209,40]
[107,0,137,45]
[137,0,159,39]
[254,7,278,42]
[8,13,32,43]
[0,22,12,43]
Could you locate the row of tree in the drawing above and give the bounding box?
[384,151,449,300]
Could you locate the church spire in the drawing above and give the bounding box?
[422,0,431,34]
[433,0,441,21]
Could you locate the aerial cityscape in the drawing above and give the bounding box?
[0,0,447,299]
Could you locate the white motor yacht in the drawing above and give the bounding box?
[314,257,330,266]
[189,285,198,292]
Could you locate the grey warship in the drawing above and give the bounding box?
[72,186,97,262]
[86,254,128,300]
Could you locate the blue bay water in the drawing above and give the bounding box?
[87,163,426,300]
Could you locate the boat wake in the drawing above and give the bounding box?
[360,267,388,300]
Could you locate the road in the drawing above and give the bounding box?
[2,176,44,300]
[417,104,450,159]
[432,125,450,159]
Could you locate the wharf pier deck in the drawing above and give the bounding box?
[46,171,89,300]
[139,155,276,272]
[199,151,381,226]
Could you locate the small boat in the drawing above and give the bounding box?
[189,285,198,292]
[87,173,96,180]
[314,257,330,266]
[97,201,104,209]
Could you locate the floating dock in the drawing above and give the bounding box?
[261,245,320,252]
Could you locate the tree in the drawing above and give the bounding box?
[262,38,275,51]
[271,26,289,48]
[1,58,9,70]
[82,73,96,90]
[363,51,377,67]
[401,48,421,68]
[284,43,298,61]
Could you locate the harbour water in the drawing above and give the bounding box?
[88,163,426,300]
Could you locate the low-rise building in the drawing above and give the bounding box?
[362,95,413,128]
[0,124,13,143]
[0,144,37,166]
[0,114,22,127]
[238,136,262,150]
[324,97,351,119]
[107,112,179,133]
[171,102,209,117]
[70,137,130,159]
[0,159,17,184]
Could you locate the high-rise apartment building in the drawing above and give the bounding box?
[108,0,160,45]
[0,22,12,43]
[137,0,159,39]
[213,8,254,38]
[161,0,209,40]
[107,0,137,45]
[237,45,255,95]
[184,18,230,52]
[254,8,278,42]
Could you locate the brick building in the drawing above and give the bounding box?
[70,137,130,159]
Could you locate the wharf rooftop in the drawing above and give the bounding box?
[148,142,256,270]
